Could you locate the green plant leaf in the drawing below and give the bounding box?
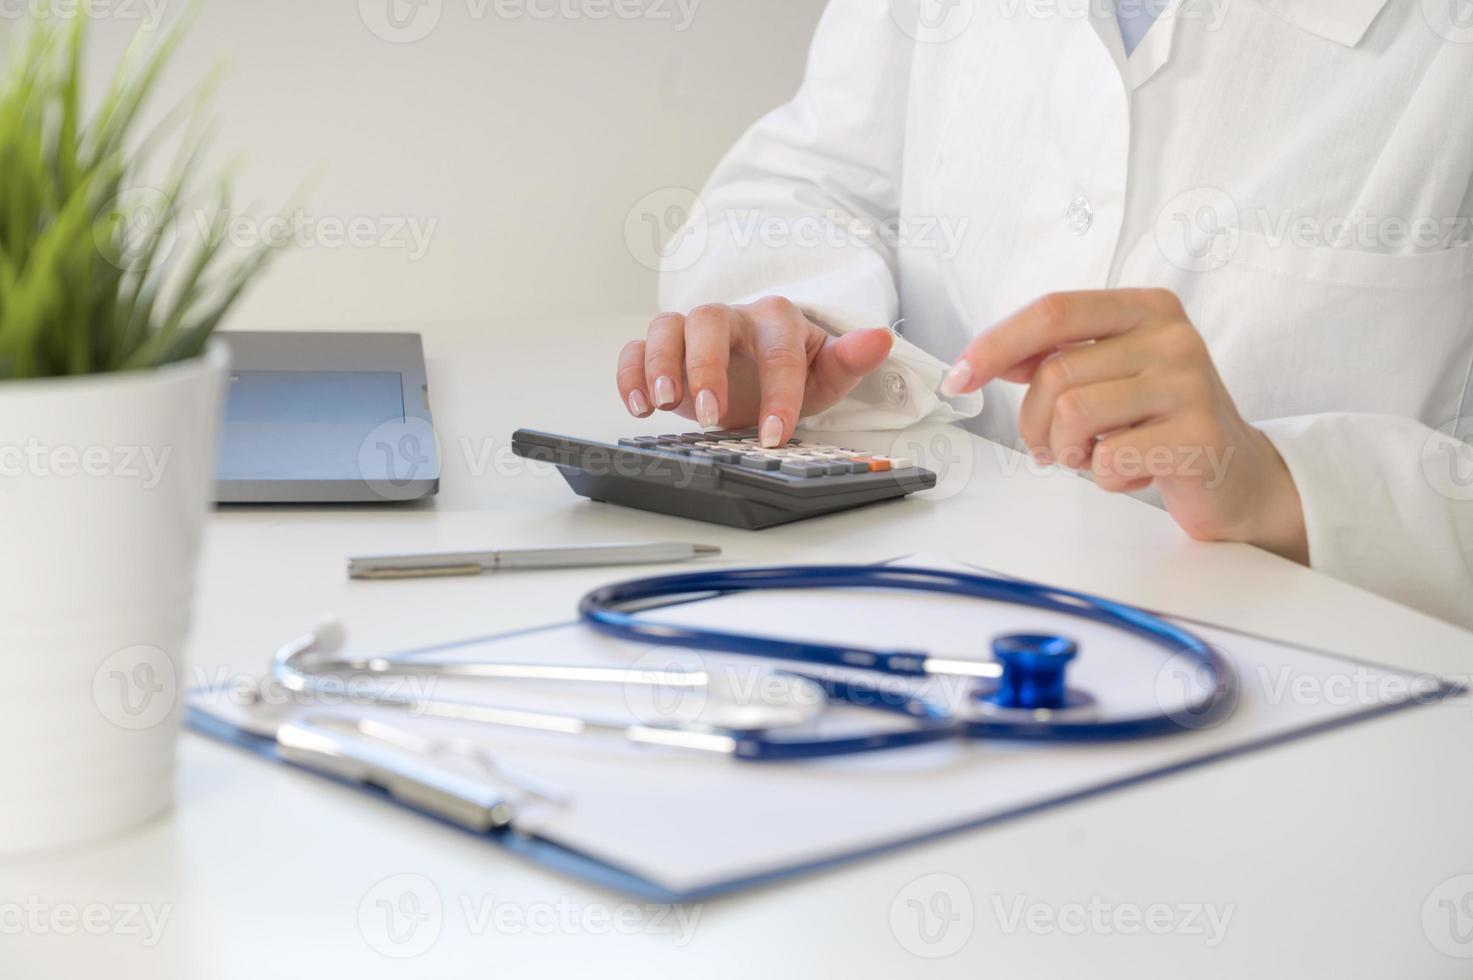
[0,7,286,380]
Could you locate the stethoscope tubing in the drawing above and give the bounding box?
[579,565,1240,741]
[265,565,1237,760]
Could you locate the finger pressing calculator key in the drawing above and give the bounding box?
[512,429,938,529]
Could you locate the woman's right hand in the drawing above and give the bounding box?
[616,296,894,447]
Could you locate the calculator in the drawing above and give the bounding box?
[512,428,936,529]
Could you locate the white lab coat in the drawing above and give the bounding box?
[659,0,1473,628]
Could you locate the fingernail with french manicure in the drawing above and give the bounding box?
[695,390,719,428]
[628,389,651,417]
[760,415,784,448]
[653,376,676,408]
[940,360,974,397]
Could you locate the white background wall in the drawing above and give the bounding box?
[75,0,826,329]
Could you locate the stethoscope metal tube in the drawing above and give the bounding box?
[266,618,962,760]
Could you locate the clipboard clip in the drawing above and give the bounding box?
[276,716,567,833]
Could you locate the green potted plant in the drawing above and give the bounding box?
[0,14,280,855]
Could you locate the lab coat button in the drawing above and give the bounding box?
[1064,196,1094,235]
[882,371,908,408]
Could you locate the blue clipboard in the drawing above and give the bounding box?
[186,559,1461,903]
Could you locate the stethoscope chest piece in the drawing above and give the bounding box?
[967,632,1098,728]
[974,634,1095,711]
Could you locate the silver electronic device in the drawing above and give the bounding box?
[215,331,439,504]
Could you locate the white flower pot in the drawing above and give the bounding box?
[0,343,228,857]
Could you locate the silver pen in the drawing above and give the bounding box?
[347,541,721,580]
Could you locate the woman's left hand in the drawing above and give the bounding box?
[941,288,1309,562]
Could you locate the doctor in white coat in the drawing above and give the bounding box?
[613,0,1473,627]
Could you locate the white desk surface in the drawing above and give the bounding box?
[5,316,1472,979]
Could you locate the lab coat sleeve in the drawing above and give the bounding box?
[657,0,983,431]
[1258,414,1473,629]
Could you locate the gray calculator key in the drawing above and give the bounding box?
[739,454,780,470]
[780,460,827,478]
[846,459,871,474]
[825,461,852,476]
[707,450,742,463]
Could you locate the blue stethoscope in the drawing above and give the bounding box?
[578,565,1239,756]
[271,565,1237,762]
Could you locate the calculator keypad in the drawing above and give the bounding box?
[619,429,913,479]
